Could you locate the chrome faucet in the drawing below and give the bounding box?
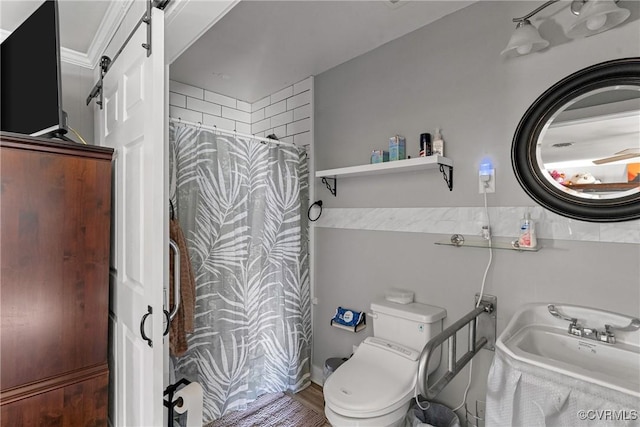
[602,319,640,344]
[547,304,640,344]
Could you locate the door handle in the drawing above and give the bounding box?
[168,239,181,321]
[163,309,170,337]
[140,305,153,347]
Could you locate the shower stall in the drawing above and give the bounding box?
[167,121,312,423]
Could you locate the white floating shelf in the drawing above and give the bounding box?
[316,156,453,195]
[316,155,452,178]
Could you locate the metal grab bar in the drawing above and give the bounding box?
[417,300,495,400]
[168,239,181,321]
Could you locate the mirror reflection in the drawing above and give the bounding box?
[537,86,640,200]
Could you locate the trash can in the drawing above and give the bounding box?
[323,357,348,383]
[404,399,461,427]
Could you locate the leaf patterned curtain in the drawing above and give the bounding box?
[170,124,311,422]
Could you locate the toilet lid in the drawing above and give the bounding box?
[324,338,419,418]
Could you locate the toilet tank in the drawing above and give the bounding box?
[370,298,446,352]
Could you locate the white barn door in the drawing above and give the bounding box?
[97,7,166,427]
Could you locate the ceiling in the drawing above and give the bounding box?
[0,1,110,53]
[1,0,475,103]
[170,1,475,103]
[542,94,640,167]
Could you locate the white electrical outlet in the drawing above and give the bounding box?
[479,169,495,193]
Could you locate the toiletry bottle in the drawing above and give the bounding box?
[518,212,537,248]
[433,129,444,156]
[419,133,432,157]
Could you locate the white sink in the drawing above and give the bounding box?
[496,303,640,398]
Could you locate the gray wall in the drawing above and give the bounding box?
[61,61,95,144]
[313,0,640,417]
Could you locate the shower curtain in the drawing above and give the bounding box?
[169,123,311,422]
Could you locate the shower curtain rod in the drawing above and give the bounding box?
[169,117,300,148]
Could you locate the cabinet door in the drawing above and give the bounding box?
[0,146,111,389]
[0,373,108,427]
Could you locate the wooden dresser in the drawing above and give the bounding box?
[0,133,113,426]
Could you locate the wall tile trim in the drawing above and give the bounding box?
[314,207,640,244]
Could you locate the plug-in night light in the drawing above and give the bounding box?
[479,157,494,176]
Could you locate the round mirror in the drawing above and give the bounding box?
[512,58,640,222]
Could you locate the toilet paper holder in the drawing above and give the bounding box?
[163,378,191,427]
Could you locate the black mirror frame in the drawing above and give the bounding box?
[512,57,640,223]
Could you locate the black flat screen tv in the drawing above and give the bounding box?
[1,0,67,137]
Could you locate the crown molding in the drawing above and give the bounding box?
[1,1,133,70]
[1,27,91,68]
[60,47,93,68]
[84,0,135,70]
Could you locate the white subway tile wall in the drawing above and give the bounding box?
[293,78,312,95]
[236,122,252,134]
[237,100,252,113]
[252,118,271,135]
[203,114,235,132]
[287,117,311,137]
[271,111,294,129]
[170,80,204,100]
[169,80,251,134]
[204,91,236,109]
[271,86,293,104]
[169,106,202,124]
[169,92,186,108]
[251,77,313,144]
[251,109,265,123]
[252,96,270,113]
[187,98,222,116]
[294,104,311,122]
[168,77,313,151]
[265,100,286,118]
[221,106,251,123]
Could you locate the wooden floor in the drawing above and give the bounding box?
[288,382,331,426]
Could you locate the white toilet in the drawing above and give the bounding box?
[323,298,446,427]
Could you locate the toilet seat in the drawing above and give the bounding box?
[324,337,420,419]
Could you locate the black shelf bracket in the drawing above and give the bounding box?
[439,164,453,191]
[322,177,337,197]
